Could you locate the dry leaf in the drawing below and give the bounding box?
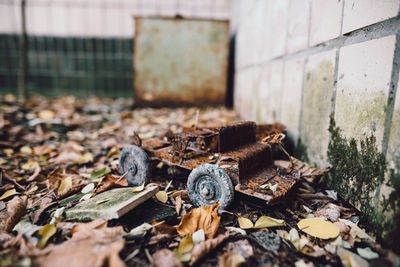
[254,216,285,228]
[73,152,94,164]
[152,249,182,267]
[20,146,32,154]
[94,174,128,195]
[37,224,57,248]
[175,194,183,215]
[21,160,39,171]
[37,219,126,267]
[284,228,309,251]
[297,218,340,239]
[0,189,19,201]
[238,217,253,229]
[189,232,229,265]
[219,251,245,267]
[1,195,27,232]
[58,176,72,196]
[178,235,194,254]
[176,203,220,239]
[156,191,168,203]
[131,183,145,192]
[338,219,374,241]
[192,229,205,244]
[81,183,95,194]
[38,109,55,119]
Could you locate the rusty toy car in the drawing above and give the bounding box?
[119,121,324,209]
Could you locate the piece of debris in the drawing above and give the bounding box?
[65,185,158,220]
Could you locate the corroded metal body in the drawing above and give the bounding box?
[134,17,229,106]
[140,121,300,205]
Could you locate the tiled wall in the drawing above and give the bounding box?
[233,0,400,242]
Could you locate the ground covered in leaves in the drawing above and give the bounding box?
[0,95,398,267]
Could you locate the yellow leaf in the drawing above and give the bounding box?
[3,148,13,157]
[21,160,39,171]
[38,109,55,120]
[73,152,94,164]
[178,235,194,254]
[0,189,19,201]
[37,224,57,248]
[297,218,340,239]
[132,183,145,193]
[20,146,32,154]
[174,248,191,262]
[156,191,168,203]
[58,176,72,195]
[238,217,253,229]
[26,185,38,195]
[96,199,110,205]
[254,216,285,228]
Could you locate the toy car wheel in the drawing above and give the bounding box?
[119,145,150,186]
[187,163,234,210]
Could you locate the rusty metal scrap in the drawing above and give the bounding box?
[141,121,327,205]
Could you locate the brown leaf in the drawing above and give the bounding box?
[175,194,182,215]
[36,219,126,267]
[176,203,220,239]
[47,171,89,200]
[219,251,245,267]
[0,195,27,232]
[94,174,128,195]
[152,249,182,267]
[189,232,229,265]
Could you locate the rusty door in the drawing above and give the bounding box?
[134,17,229,106]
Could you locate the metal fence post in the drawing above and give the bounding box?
[18,0,28,101]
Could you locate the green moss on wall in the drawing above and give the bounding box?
[327,117,400,252]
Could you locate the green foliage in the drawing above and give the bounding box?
[327,117,386,234]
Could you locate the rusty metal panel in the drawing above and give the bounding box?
[134,17,230,106]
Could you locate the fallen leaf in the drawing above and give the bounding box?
[156,191,168,203]
[192,229,205,245]
[179,235,194,254]
[152,249,182,267]
[79,193,93,202]
[131,183,145,193]
[96,199,110,205]
[20,146,32,154]
[58,176,72,196]
[36,219,126,267]
[297,218,339,239]
[238,217,253,229]
[284,228,309,251]
[254,216,285,228]
[90,167,111,180]
[73,152,94,164]
[37,224,57,248]
[128,222,153,236]
[94,174,128,195]
[38,109,55,119]
[338,219,374,241]
[219,251,245,267]
[190,232,229,265]
[0,195,27,232]
[177,203,220,239]
[0,189,19,201]
[314,203,341,222]
[21,160,39,171]
[81,183,95,194]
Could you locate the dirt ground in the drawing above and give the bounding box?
[0,95,398,267]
